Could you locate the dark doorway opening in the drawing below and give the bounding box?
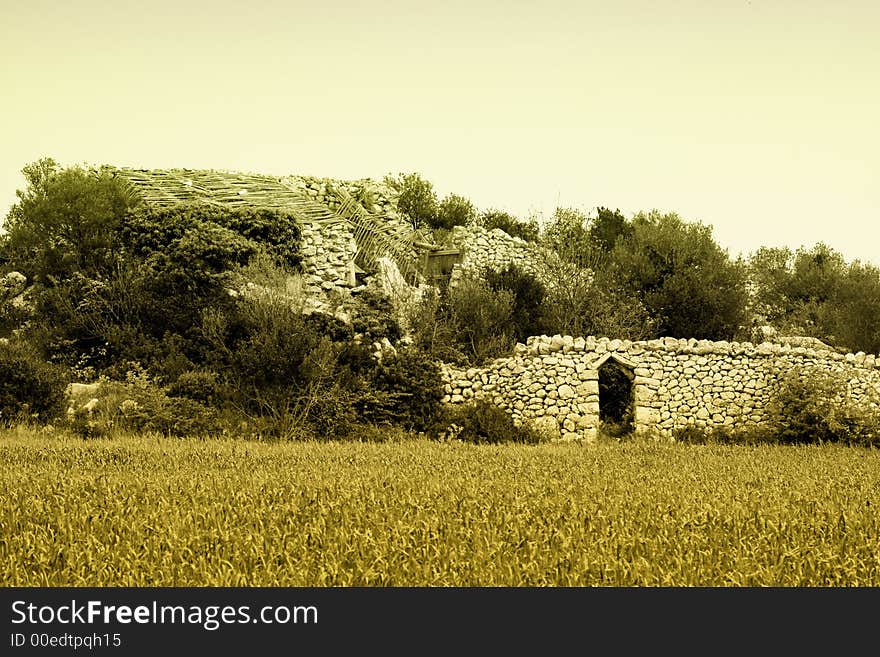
[598,359,635,437]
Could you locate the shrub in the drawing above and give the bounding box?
[350,286,402,342]
[445,277,515,364]
[445,399,544,444]
[479,209,539,242]
[607,210,749,340]
[0,340,68,424]
[64,370,221,439]
[0,302,31,339]
[122,204,302,270]
[435,194,476,230]
[167,370,223,406]
[408,277,514,365]
[765,367,880,446]
[2,158,138,282]
[407,287,466,363]
[484,264,546,342]
[383,172,438,230]
[357,348,444,431]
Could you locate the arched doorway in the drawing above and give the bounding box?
[597,355,635,437]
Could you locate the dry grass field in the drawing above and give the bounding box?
[2,428,879,586]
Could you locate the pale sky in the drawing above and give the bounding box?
[2,0,878,264]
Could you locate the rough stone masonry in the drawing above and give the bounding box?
[440,334,880,441]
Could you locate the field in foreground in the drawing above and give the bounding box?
[2,429,879,586]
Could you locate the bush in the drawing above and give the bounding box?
[122,204,302,270]
[383,172,438,230]
[0,302,31,339]
[167,370,223,405]
[607,210,749,340]
[357,348,444,431]
[435,194,476,230]
[445,277,515,364]
[408,277,514,365]
[350,287,402,342]
[0,340,68,424]
[479,209,539,242]
[484,264,546,342]
[765,367,880,446]
[63,365,221,438]
[2,158,138,282]
[445,399,544,444]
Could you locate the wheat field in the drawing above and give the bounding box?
[2,428,879,586]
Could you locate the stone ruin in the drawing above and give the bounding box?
[440,334,880,442]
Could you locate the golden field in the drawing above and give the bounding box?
[2,429,879,586]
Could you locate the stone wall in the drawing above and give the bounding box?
[440,334,880,442]
[299,221,358,298]
[284,175,412,233]
[447,225,585,290]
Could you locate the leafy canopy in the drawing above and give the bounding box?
[607,210,748,341]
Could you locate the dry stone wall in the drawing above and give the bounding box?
[299,221,358,298]
[447,225,584,290]
[285,175,412,232]
[440,334,880,442]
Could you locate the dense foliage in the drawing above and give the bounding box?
[606,211,749,340]
[0,340,68,423]
[5,159,880,446]
[748,243,880,353]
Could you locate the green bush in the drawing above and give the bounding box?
[0,302,31,339]
[122,204,302,270]
[484,264,546,342]
[2,158,138,282]
[445,399,544,444]
[167,370,223,405]
[765,367,880,446]
[479,209,540,242]
[357,348,444,431]
[350,287,402,342]
[445,277,515,364]
[408,277,516,365]
[0,340,68,423]
[435,194,476,230]
[64,369,221,439]
[383,172,438,230]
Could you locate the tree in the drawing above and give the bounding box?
[747,243,849,341]
[541,206,609,272]
[588,207,631,253]
[2,158,138,282]
[607,210,748,340]
[383,172,438,230]
[827,261,880,354]
[436,193,477,230]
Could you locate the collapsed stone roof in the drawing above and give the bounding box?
[108,166,426,285]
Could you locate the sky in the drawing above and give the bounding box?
[2,0,878,264]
